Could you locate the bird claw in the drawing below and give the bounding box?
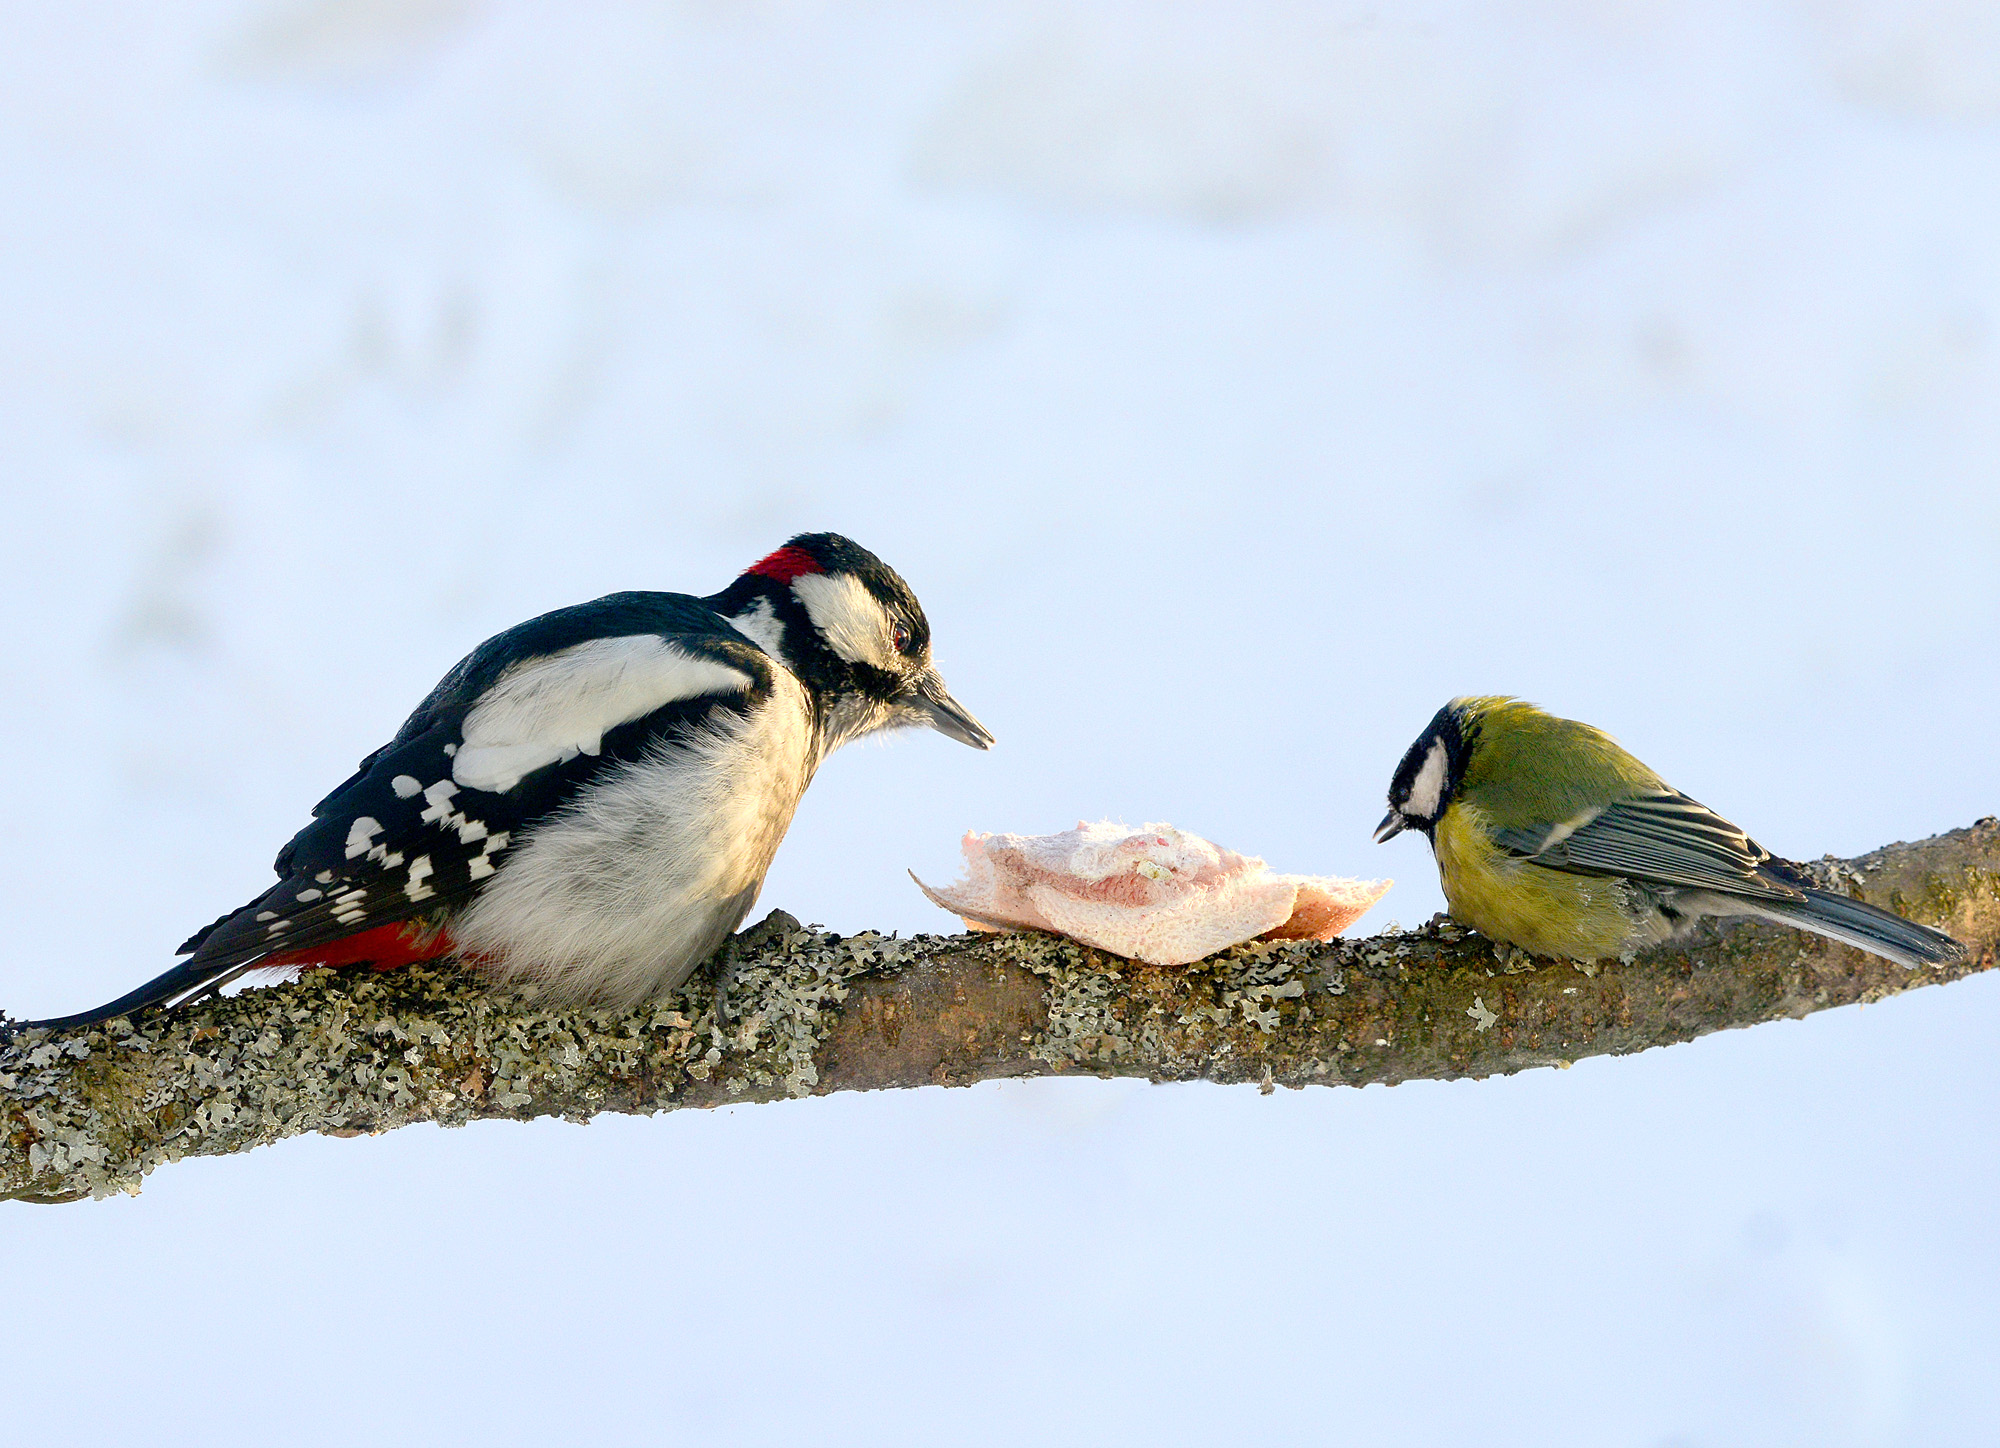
[711,939,740,1026]
[710,909,801,1025]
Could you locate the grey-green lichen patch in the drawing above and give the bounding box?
[707,924,930,1097]
[987,926,1342,1082]
[984,932,1133,1066]
[1347,913,1467,972]
[1805,855,1871,894]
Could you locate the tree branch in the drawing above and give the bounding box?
[5,819,1997,1203]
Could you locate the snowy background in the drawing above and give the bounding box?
[3,2,2000,1443]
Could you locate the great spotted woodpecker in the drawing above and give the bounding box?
[29,533,992,1029]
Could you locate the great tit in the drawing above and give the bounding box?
[1374,696,1963,968]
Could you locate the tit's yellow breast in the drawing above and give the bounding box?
[1432,803,1633,961]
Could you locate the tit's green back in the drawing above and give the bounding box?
[1454,696,1664,831]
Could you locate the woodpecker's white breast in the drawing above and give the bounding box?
[451,667,819,1006]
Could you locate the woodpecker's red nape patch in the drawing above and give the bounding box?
[261,920,458,973]
[746,545,824,584]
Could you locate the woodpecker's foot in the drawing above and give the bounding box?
[711,937,741,1025]
[737,908,802,951]
[710,909,802,1024]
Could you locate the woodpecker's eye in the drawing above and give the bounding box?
[891,624,910,654]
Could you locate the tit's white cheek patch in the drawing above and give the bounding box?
[1404,740,1449,821]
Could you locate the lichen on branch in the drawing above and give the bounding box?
[4,820,1997,1204]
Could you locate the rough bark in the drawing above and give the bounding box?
[4,819,1996,1204]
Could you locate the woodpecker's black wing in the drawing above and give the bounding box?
[30,594,778,1029]
[1489,791,1808,901]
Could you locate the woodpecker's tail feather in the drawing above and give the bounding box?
[1751,888,1964,969]
[18,959,258,1033]
[18,917,460,1033]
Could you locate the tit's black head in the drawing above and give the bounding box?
[709,533,991,750]
[1376,702,1475,842]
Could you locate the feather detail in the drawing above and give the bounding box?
[1491,790,1803,902]
[455,636,753,793]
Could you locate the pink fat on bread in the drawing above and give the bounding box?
[911,820,1390,966]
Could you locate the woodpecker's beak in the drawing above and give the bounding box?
[1374,810,1407,843]
[915,672,994,750]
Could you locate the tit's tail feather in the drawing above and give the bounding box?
[1753,887,1964,969]
[18,959,257,1033]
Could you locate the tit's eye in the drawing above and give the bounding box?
[891,624,910,654]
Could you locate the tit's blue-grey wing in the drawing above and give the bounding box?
[1489,791,1808,902]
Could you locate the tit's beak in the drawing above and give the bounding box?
[915,671,995,750]
[1373,810,1407,843]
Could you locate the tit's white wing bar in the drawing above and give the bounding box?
[454,636,754,793]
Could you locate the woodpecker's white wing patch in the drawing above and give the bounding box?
[454,636,754,793]
[912,821,1392,966]
[792,572,894,670]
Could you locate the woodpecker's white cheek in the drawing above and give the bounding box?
[1404,740,1449,821]
[455,635,753,793]
[791,572,894,669]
